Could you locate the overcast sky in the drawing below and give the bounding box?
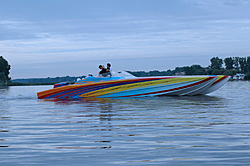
[1,0,250,78]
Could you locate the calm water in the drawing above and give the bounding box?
[1,81,250,166]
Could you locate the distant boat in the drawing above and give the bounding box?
[37,71,230,99]
[233,73,245,80]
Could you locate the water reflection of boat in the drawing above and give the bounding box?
[37,71,230,99]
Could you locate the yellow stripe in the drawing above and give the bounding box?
[79,77,207,98]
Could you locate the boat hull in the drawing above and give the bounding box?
[37,75,230,99]
[198,75,230,95]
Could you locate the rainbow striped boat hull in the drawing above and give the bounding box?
[37,74,230,99]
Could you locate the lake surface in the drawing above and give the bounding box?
[1,81,250,166]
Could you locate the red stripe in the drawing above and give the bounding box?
[61,77,178,98]
[119,77,215,97]
[55,84,103,98]
[211,76,228,85]
[38,77,174,99]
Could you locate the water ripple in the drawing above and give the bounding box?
[1,82,250,165]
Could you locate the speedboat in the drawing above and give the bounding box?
[37,71,230,99]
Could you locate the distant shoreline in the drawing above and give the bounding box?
[3,75,249,87]
[6,82,56,86]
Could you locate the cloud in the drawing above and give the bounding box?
[1,0,250,78]
[2,16,250,64]
[0,19,37,40]
[0,20,32,29]
[223,0,250,6]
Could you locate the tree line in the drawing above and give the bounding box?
[0,56,11,85]
[211,56,250,72]
[128,56,250,80]
[1,56,250,86]
[11,76,85,85]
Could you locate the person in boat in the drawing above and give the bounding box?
[98,65,106,76]
[99,64,111,77]
[87,74,93,78]
[106,63,112,76]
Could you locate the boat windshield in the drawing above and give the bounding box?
[111,71,136,78]
[75,71,136,84]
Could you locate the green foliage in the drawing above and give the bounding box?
[211,69,226,75]
[11,76,85,84]
[210,57,223,69]
[127,65,207,77]
[0,56,11,85]
[182,65,207,75]
[0,72,7,86]
[244,74,250,80]
[128,56,250,80]
[8,82,56,86]
[223,69,239,77]
[224,57,234,70]
[208,56,250,79]
[126,70,173,77]
[4,55,250,85]
[206,69,213,75]
[239,57,248,73]
[233,57,240,69]
[229,56,250,73]
[247,57,250,73]
[191,65,206,75]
